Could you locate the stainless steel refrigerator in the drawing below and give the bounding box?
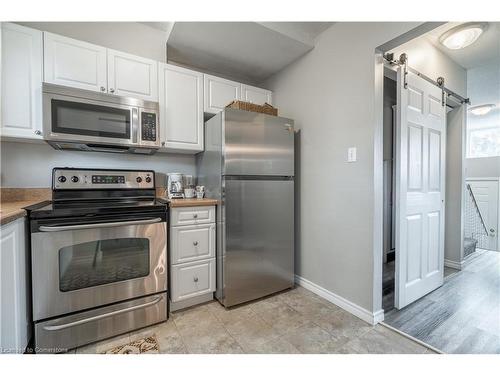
[197,108,295,307]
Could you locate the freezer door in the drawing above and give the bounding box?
[224,109,294,176]
[222,178,294,307]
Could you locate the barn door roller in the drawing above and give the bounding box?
[383,53,470,105]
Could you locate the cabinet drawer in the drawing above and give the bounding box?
[171,224,215,264]
[170,206,215,226]
[171,259,215,302]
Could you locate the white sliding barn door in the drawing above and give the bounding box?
[395,68,446,309]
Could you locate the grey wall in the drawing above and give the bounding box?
[17,22,168,62]
[445,106,466,264]
[466,62,500,160]
[265,22,421,313]
[0,141,195,188]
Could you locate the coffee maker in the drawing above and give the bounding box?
[167,173,184,199]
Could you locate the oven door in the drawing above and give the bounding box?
[43,92,138,147]
[31,214,167,321]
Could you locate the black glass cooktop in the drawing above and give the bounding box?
[26,197,168,220]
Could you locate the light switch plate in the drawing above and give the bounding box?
[347,147,357,162]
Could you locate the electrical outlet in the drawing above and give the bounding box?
[347,147,357,162]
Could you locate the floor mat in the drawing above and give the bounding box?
[103,335,159,354]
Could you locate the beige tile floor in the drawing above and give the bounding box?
[73,286,435,354]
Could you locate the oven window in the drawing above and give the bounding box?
[51,99,131,139]
[58,238,150,292]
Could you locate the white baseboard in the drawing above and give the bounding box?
[444,258,463,270]
[294,275,384,325]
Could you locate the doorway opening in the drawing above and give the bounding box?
[377,22,500,354]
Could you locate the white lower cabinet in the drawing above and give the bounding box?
[171,259,216,302]
[0,218,30,354]
[169,205,216,311]
[171,223,215,264]
[170,205,215,226]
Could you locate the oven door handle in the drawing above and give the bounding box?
[42,295,164,332]
[38,217,162,232]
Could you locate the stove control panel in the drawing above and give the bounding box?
[53,168,155,190]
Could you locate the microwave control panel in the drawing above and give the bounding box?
[141,112,157,142]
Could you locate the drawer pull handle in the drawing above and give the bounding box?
[193,276,199,282]
[193,214,198,218]
[193,241,199,246]
[42,295,163,331]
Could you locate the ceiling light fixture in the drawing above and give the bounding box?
[439,22,488,50]
[469,104,496,116]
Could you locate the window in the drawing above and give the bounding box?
[468,127,500,158]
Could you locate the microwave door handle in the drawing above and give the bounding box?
[38,217,162,232]
[87,146,128,153]
[132,107,139,144]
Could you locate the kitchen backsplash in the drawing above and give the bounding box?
[0,141,196,188]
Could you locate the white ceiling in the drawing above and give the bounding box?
[259,22,333,46]
[423,23,500,134]
[165,22,333,84]
[425,22,500,70]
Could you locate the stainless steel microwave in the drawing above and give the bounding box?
[42,83,160,154]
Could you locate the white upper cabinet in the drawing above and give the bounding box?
[44,34,157,101]
[1,23,43,140]
[204,74,241,114]
[241,84,272,105]
[44,32,107,93]
[107,49,158,101]
[159,64,203,152]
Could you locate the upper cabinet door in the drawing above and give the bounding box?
[241,84,272,105]
[107,49,158,101]
[1,23,43,140]
[44,32,107,92]
[204,74,241,114]
[159,64,203,153]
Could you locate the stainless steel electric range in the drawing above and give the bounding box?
[27,168,168,353]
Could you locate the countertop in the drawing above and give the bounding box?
[0,200,38,226]
[0,188,51,226]
[0,189,218,225]
[167,198,219,207]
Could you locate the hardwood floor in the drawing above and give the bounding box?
[383,260,457,311]
[384,250,500,354]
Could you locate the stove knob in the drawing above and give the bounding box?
[71,176,79,183]
[58,176,67,183]
[136,177,143,183]
[145,176,152,183]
